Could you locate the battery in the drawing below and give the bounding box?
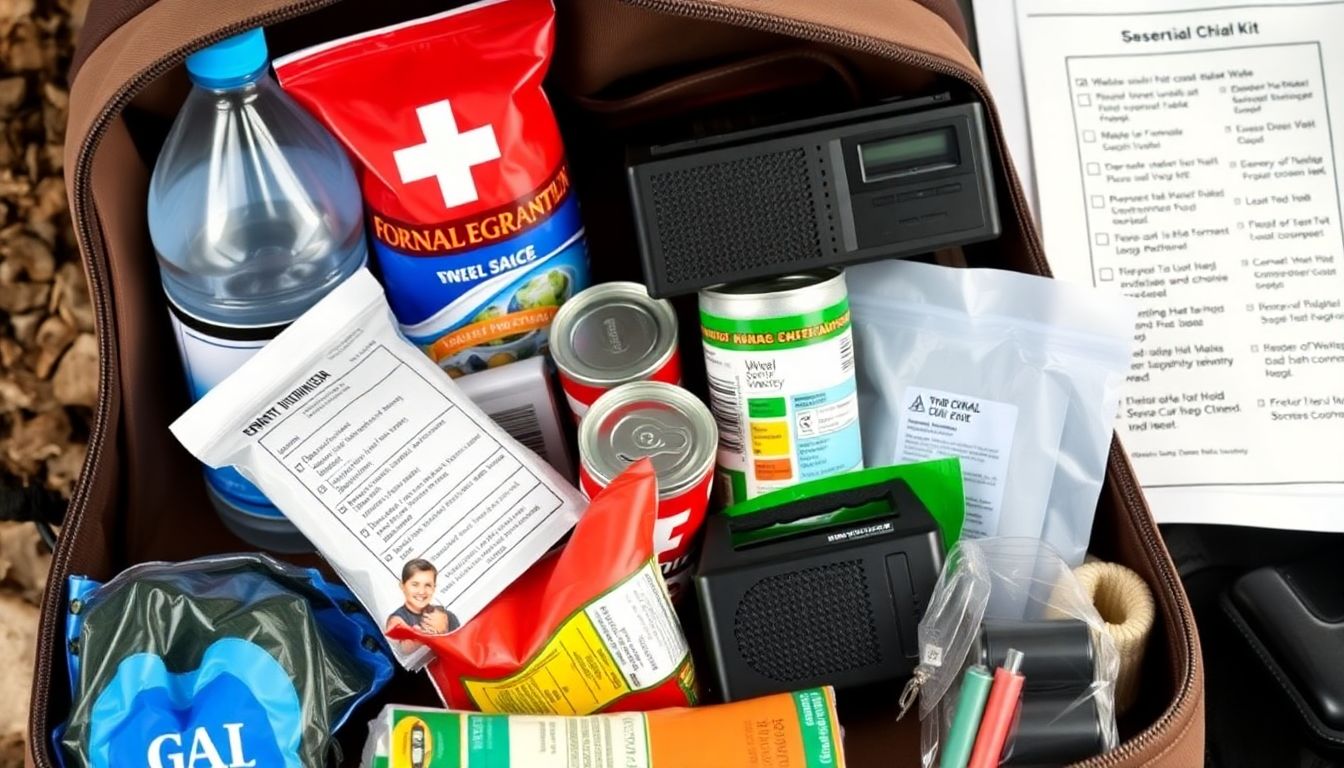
[699,268,863,504]
[578,381,717,601]
[979,618,1097,694]
[550,281,681,421]
[1003,692,1107,765]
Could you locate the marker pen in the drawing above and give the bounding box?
[967,648,1026,768]
[940,664,995,768]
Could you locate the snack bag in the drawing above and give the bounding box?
[274,0,589,376]
[389,460,700,714]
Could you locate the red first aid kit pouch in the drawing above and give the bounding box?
[387,459,700,714]
[274,0,589,377]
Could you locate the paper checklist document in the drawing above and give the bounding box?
[1012,0,1344,530]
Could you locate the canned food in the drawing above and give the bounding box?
[550,281,681,421]
[578,381,717,601]
[699,268,863,504]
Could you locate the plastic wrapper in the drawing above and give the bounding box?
[389,459,700,714]
[847,260,1135,566]
[911,538,1119,767]
[57,553,394,768]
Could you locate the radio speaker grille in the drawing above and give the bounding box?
[733,559,881,682]
[647,147,823,289]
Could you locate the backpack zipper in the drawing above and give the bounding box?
[43,2,1198,767]
[622,4,1200,767]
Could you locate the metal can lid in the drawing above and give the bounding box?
[579,381,718,497]
[551,282,679,387]
[699,268,847,320]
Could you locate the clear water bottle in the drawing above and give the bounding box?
[148,29,366,551]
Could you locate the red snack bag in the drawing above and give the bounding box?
[274,0,590,376]
[388,459,700,714]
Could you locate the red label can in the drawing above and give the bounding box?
[579,381,717,602]
[550,282,681,422]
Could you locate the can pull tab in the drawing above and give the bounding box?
[616,417,690,462]
[897,666,930,721]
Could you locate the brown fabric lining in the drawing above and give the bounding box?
[69,0,159,79]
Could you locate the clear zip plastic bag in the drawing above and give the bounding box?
[847,260,1136,566]
[903,538,1119,767]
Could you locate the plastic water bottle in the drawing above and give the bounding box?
[148,29,366,551]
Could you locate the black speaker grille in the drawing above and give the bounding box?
[734,560,881,682]
[648,147,822,288]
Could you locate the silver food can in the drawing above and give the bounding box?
[578,381,717,601]
[550,281,681,422]
[698,268,863,504]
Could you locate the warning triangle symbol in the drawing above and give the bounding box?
[909,395,925,413]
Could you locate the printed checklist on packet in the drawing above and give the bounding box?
[1018,0,1344,529]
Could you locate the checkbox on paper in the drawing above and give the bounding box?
[1077,93,1092,107]
[1099,268,1115,282]
[1095,233,1110,246]
[1083,130,1096,143]
[1091,195,1105,209]
[1086,162,1101,175]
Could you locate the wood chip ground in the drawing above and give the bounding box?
[0,0,89,762]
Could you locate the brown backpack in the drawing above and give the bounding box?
[38,1,1204,765]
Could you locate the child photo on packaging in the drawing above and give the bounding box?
[386,559,460,652]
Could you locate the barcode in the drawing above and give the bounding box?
[922,644,944,667]
[492,405,546,456]
[706,373,744,454]
[839,333,854,373]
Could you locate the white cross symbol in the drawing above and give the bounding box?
[393,99,500,209]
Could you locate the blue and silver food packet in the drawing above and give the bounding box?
[56,553,393,768]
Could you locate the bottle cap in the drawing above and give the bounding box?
[186,29,269,88]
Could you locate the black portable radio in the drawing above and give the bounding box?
[626,92,1000,297]
[693,476,944,702]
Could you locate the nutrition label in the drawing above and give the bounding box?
[490,715,651,768]
[462,561,691,715]
[1020,0,1344,527]
[702,301,864,504]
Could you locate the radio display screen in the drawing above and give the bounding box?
[858,128,958,182]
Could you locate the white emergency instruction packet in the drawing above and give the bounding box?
[170,268,587,669]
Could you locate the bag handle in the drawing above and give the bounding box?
[0,479,63,549]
